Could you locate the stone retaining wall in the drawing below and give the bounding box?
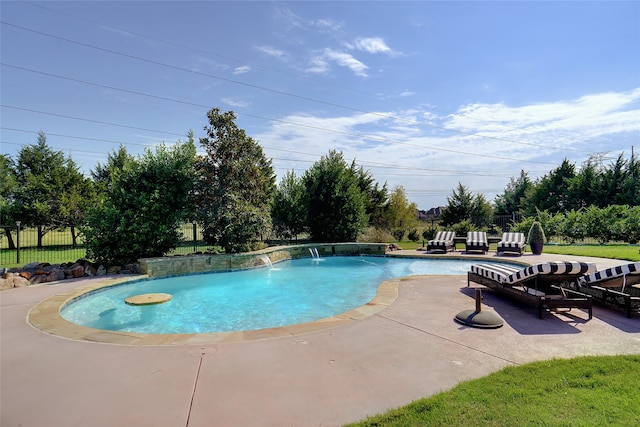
[139,243,388,278]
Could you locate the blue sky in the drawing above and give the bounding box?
[2,1,639,209]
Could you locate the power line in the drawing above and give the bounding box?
[1,20,589,156]
[1,105,186,137]
[19,0,591,144]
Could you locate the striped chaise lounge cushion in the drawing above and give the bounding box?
[428,231,455,247]
[466,231,487,246]
[470,263,520,283]
[578,262,640,286]
[471,261,596,285]
[498,233,525,249]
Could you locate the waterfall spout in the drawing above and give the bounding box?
[258,255,273,268]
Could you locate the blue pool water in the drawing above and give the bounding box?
[61,256,509,334]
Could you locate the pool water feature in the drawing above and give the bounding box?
[61,256,511,335]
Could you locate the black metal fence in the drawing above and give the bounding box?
[0,224,215,268]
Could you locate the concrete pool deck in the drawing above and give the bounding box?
[1,251,639,426]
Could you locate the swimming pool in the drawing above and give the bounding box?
[61,256,512,334]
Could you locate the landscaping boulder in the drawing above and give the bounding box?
[12,275,30,287]
[1,260,141,290]
[45,268,65,283]
[66,265,85,278]
[97,265,106,276]
[29,275,48,285]
[84,264,97,277]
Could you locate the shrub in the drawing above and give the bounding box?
[562,209,586,243]
[452,220,474,236]
[358,227,395,243]
[510,216,535,234]
[527,221,546,244]
[421,226,438,240]
[583,205,626,244]
[620,206,640,244]
[392,228,406,242]
[407,228,420,242]
[535,209,564,240]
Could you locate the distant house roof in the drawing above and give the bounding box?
[417,206,445,219]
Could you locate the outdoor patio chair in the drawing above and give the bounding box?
[467,261,596,319]
[427,231,456,253]
[497,232,526,256]
[568,262,640,318]
[465,231,489,254]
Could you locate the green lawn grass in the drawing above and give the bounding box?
[543,244,640,261]
[346,355,640,427]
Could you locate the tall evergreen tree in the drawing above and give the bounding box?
[440,183,475,226]
[13,131,95,247]
[0,154,18,248]
[271,170,307,240]
[303,150,368,242]
[353,164,388,228]
[196,108,276,253]
[91,145,134,194]
[523,159,576,214]
[569,157,602,209]
[494,170,532,215]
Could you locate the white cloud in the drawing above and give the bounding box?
[254,45,287,60]
[307,48,368,77]
[222,98,250,108]
[233,66,251,75]
[353,37,392,54]
[310,18,343,33]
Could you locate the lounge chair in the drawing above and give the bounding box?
[427,231,456,253]
[497,232,526,256]
[467,261,595,319]
[570,262,640,318]
[465,231,489,254]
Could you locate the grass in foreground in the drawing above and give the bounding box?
[346,355,640,427]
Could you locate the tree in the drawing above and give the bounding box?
[271,170,307,240]
[353,164,388,228]
[91,145,134,194]
[383,185,418,237]
[84,141,197,265]
[440,183,475,226]
[523,159,576,214]
[13,131,94,247]
[0,154,18,248]
[303,150,368,242]
[196,108,276,253]
[568,157,602,209]
[494,170,533,215]
[470,193,493,228]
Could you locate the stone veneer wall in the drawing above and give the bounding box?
[139,243,388,278]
